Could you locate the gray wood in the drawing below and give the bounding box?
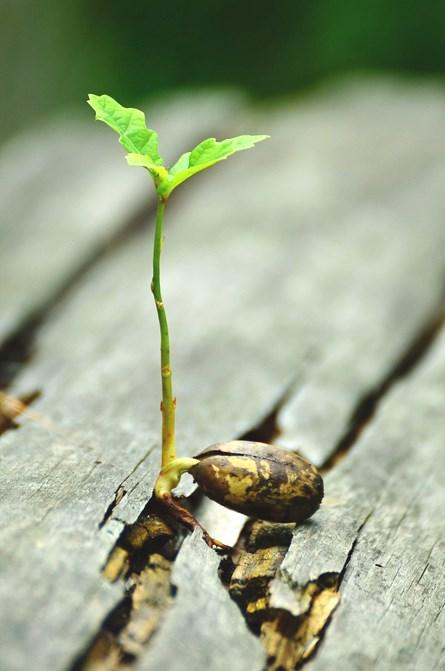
[262,80,445,466]
[0,79,445,671]
[0,91,240,346]
[273,325,445,671]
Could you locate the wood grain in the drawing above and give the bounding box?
[279,326,445,671]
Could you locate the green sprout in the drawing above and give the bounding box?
[88,94,269,546]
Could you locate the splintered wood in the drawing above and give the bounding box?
[225,520,341,670]
[76,512,179,671]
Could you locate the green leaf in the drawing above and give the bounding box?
[189,135,269,166]
[88,95,269,199]
[87,94,163,166]
[159,161,216,196]
[169,151,192,175]
[160,134,269,197]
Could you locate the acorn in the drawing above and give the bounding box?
[190,440,323,523]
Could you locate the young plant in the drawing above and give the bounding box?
[88,94,323,549]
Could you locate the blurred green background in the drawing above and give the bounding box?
[2,0,444,143]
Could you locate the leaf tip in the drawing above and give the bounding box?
[87,94,102,118]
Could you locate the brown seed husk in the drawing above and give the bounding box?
[191,441,323,523]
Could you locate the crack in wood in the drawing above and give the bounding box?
[221,513,373,671]
[0,199,157,394]
[69,392,296,671]
[98,487,128,530]
[71,499,185,671]
[238,382,297,446]
[321,303,445,473]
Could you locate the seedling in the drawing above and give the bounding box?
[88,95,323,550]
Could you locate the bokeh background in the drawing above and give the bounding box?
[2,0,445,143]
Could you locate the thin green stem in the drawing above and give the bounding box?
[152,197,176,467]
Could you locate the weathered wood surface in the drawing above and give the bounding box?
[0,91,239,348]
[1,79,445,671]
[266,327,445,671]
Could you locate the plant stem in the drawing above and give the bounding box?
[152,196,176,468]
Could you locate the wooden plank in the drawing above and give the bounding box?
[0,91,240,346]
[268,324,445,671]
[262,80,445,467]
[0,80,445,671]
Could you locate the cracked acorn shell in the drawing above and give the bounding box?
[190,440,323,523]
